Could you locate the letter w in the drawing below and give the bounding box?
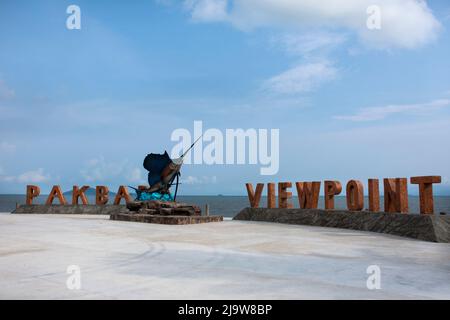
[296,182,321,209]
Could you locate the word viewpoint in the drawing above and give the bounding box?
[246,176,442,214]
[25,185,131,205]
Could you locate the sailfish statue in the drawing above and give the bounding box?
[130,135,202,202]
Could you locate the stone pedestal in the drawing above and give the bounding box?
[234,208,450,243]
[109,200,223,225]
[12,204,128,215]
[126,200,202,215]
[110,213,223,225]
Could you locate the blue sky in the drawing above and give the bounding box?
[1,0,450,195]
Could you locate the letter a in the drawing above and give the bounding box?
[66,5,81,30]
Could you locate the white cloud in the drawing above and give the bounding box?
[273,32,347,57]
[178,1,440,95]
[0,141,16,154]
[81,156,146,184]
[264,61,337,94]
[17,168,51,183]
[183,0,441,49]
[156,1,443,97]
[0,168,51,183]
[185,0,228,22]
[334,99,450,121]
[127,167,144,183]
[265,32,344,94]
[442,177,450,186]
[81,156,126,182]
[0,79,15,99]
[181,175,217,185]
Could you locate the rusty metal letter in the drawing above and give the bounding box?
[45,185,68,205]
[26,185,41,205]
[346,180,364,211]
[384,178,408,213]
[278,182,293,208]
[296,182,321,209]
[96,186,109,205]
[368,179,380,212]
[324,180,342,209]
[114,186,131,205]
[267,183,276,208]
[72,185,89,205]
[246,183,264,208]
[410,176,441,214]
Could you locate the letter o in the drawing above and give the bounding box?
[346,180,364,211]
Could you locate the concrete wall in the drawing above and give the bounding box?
[12,204,128,215]
[234,207,450,243]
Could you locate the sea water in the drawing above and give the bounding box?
[1,194,449,217]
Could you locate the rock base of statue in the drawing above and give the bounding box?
[109,200,223,225]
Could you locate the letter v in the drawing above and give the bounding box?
[246,183,264,208]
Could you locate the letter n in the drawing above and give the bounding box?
[384,178,408,213]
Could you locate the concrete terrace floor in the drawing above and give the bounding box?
[0,213,449,299]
